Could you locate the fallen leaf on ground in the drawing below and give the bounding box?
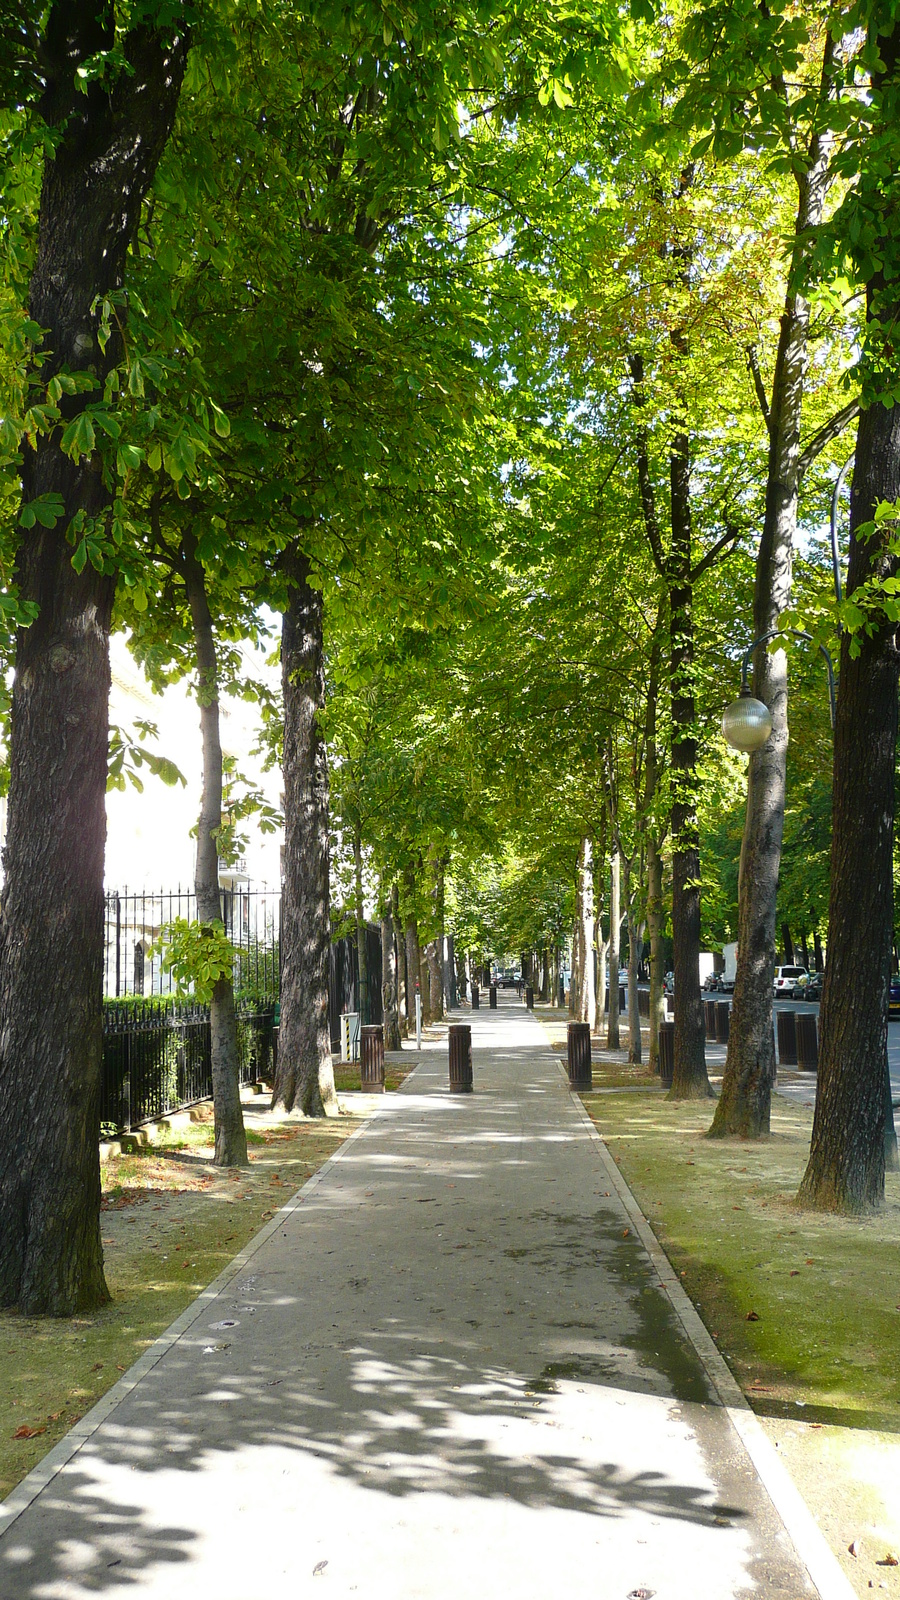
[13,1425,46,1439]
[746,1311,760,1322]
[849,1540,862,1558]
[877,1555,899,1567]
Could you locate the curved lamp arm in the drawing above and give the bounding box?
[740,627,836,729]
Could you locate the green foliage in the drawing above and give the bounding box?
[154,918,235,1004]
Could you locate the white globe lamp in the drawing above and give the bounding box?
[722,690,772,753]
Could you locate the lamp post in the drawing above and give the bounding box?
[722,628,835,754]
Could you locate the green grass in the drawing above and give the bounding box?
[582,1089,900,1428]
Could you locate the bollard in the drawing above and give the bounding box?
[471,983,480,1009]
[715,1000,730,1044]
[705,1000,718,1042]
[658,1020,675,1088]
[489,983,498,1009]
[796,1011,818,1072]
[525,985,534,1010]
[449,1024,473,1092]
[567,1022,592,1089]
[360,1024,385,1093]
[776,1010,798,1067]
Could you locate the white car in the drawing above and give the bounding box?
[774,965,808,995]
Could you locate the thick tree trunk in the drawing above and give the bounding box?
[607,852,621,1049]
[647,837,666,1074]
[781,924,794,965]
[392,882,409,1037]
[573,836,595,1024]
[594,932,608,1034]
[271,550,337,1116]
[381,907,401,1052]
[668,435,711,1099]
[0,9,187,1314]
[813,928,824,973]
[184,542,247,1167]
[404,876,422,1032]
[353,827,369,1026]
[541,948,550,1003]
[626,898,643,1066]
[711,74,832,1137]
[798,377,900,1211]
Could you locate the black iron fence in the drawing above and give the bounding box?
[101,886,391,1130]
[101,998,278,1131]
[104,886,280,1000]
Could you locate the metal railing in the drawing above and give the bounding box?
[104,885,280,1000]
[100,997,277,1131]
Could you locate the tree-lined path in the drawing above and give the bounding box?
[0,1000,823,1598]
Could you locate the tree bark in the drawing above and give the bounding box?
[403,867,422,1031]
[607,852,621,1050]
[183,541,247,1167]
[798,239,900,1210]
[353,825,369,1025]
[381,905,401,1052]
[667,433,711,1099]
[271,549,337,1116]
[572,836,595,1024]
[647,835,666,1074]
[711,51,834,1137]
[0,8,187,1314]
[392,882,408,1037]
[782,924,795,965]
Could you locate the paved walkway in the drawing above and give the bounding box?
[1,998,826,1600]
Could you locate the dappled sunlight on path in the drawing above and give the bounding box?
[0,994,815,1600]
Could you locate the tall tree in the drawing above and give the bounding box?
[0,2,187,1314]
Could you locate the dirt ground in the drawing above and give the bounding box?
[533,1004,900,1599]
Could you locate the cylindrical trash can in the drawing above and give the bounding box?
[525,985,534,1010]
[776,1009,798,1067]
[360,1024,385,1092]
[705,999,718,1041]
[658,1020,675,1088]
[449,1024,473,1092]
[489,983,498,1009]
[716,1000,730,1044]
[567,1021,592,1090]
[471,984,480,1010]
[796,1011,818,1071]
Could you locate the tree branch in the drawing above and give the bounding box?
[797,399,860,481]
[628,353,667,579]
[691,523,741,582]
[746,344,771,431]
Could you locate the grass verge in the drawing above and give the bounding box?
[1,1096,365,1503]
[579,1082,900,1595]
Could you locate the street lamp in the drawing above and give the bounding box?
[722,627,836,753]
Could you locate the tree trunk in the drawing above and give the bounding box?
[798,328,900,1210]
[184,541,247,1167]
[0,10,187,1315]
[353,826,369,1026]
[668,434,711,1099]
[813,928,824,973]
[271,549,337,1116]
[572,836,595,1024]
[381,904,401,1052]
[647,837,666,1074]
[607,852,621,1050]
[711,67,833,1137]
[781,924,794,965]
[404,870,422,1032]
[392,882,408,1037]
[626,898,643,1066]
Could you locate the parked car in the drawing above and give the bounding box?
[889,976,900,1019]
[618,967,629,985]
[702,972,720,991]
[717,973,735,993]
[496,969,519,989]
[774,965,808,996]
[791,971,823,1001]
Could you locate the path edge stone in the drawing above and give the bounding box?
[559,1058,858,1600]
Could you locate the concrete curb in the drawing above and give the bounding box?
[555,1055,857,1600]
[0,1100,388,1541]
